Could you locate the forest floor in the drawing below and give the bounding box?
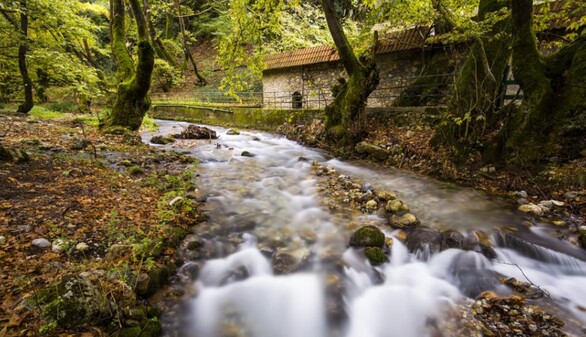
[0,105,203,336]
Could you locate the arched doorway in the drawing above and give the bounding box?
[292,91,303,109]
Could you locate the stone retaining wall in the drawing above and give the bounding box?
[151,104,446,130]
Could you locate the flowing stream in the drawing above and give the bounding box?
[145,120,586,337]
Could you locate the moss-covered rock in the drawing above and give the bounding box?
[385,200,409,213]
[355,141,388,161]
[389,213,420,229]
[226,128,241,135]
[135,264,170,297]
[150,135,175,145]
[349,225,385,248]
[117,318,161,337]
[364,247,387,266]
[377,191,396,201]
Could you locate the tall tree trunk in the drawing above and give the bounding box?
[102,0,154,131]
[174,0,207,86]
[502,0,586,163]
[433,0,511,152]
[17,0,33,114]
[321,0,379,146]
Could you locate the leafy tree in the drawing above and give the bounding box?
[0,0,108,112]
[101,0,154,131]
[1,0,34,113]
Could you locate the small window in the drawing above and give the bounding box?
[292,91,303,109]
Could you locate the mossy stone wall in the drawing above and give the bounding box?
[150,105,323,131]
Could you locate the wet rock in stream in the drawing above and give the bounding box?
[349,225,385,248]
[272,247,311,274]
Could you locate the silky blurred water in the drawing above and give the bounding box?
[144,121,586,337]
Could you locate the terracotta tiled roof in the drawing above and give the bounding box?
[264,26,432,71]
[375,26,432,54]
[264,45,339,71]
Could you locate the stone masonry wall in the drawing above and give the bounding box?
[262,50,427,109]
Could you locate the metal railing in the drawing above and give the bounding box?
[152,73,463,110]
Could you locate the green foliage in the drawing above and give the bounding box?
[29,106,66,119]
[47,102,77,113]
[0,0,109,104]
[152,59,184,92]
[140,114,159,132]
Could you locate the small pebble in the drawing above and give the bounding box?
[32,238,51,248]
[76,242,89,252]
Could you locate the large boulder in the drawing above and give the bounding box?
[349,225,385,248]
[175,125,217,139]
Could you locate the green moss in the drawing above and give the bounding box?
[127,166,144,176]
[364,247,387,266]
[30,106,65,119]
[149,105,322,131]
[349,225,385,248]
[141,114,159,132]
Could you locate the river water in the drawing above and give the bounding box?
[145,120,586,337]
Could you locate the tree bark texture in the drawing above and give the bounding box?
[17,0,33,114]
[102,0,154,131]
[321,0,379,146]
[502,0,586,163]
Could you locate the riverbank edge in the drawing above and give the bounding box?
[0,110,205,337]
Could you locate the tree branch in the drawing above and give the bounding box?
[321,0,360,75]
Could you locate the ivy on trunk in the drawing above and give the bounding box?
[101,0,154,131]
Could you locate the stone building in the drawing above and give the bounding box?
[262,26,452,109]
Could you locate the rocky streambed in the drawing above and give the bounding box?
[144,120,586,337]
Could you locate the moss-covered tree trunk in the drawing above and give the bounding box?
[102,0,154,131]
[321,0,379,146]
[17,0,33,114]
[502,0,586,163]
[433,0,511,151]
